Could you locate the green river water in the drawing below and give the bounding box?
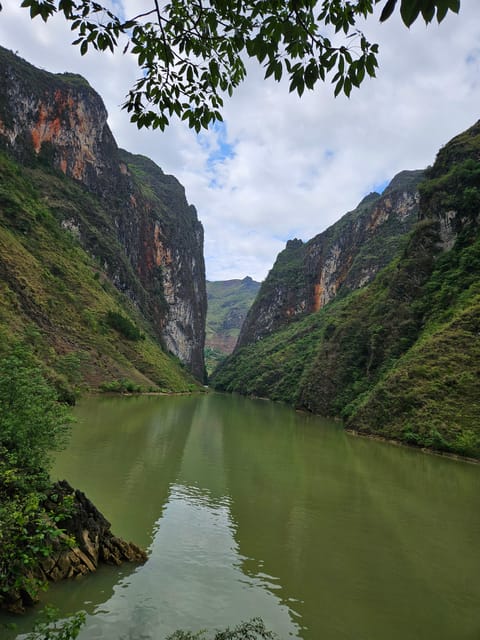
[2,393,480,639]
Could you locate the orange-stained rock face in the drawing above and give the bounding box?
[31,104,62,154]
[313,283,323,313]
[0,47,207,380]
[143,222,174,274]
[366,202,390,233]
[0,83,108,187]
[236,172,422,350]
[153,222,172,267]
[31,92,70,152]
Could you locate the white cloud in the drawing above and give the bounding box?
[1,2,479,281]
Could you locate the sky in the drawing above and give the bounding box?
[0,2,479,281]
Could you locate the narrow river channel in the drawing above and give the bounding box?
[3,393,480,639]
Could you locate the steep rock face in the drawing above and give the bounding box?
[237,170,422,349]
[419,120,480,246]
[0,47,206,379]
[118,151,207,379]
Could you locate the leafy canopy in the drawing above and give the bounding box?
[15,0,460,131]
[0,344,72,475]
[0,344,73,603]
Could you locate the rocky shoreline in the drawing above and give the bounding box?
[3,480,147,614]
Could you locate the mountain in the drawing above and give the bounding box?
[212,122,480,458]
[0,46,207,392]
[237,170,422,348]
[205,277,260,374]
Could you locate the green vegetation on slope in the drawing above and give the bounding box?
[0,344,74,609]
[120,151,196,232]
[345,225,480,457]
[237,171,421,351]
[0,151,198,396]
[214,218,480,457]
[205,277,260,374]
[213,123,480,458]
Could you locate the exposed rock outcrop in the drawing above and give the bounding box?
[3,480,147,614]
[0,46,206,380]
[236,170,422,349]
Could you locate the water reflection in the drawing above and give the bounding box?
[218,394,480,640]
[38,483,298,640]
[2,393,479,640]
[52,395,198,548]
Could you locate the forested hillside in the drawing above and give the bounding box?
[213,122,480,459]
[205,277,260,374]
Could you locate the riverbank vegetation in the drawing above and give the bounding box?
[0,342,74,611]
[18,614,277,640]
[166,618,278,639]
[0,340,150,616]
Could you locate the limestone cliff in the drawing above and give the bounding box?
[237,170,422,349]
[0,46,206,380]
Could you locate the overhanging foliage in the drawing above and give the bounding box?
[13,0,461,130]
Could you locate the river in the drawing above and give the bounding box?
[2,393,480,639]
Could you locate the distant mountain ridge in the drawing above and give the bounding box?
[205,276,260,374]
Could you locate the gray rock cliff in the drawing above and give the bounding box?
[0,46,206,379]
[236,170,423,349]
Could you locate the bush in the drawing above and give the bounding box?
[25,607,86,640]
[99,379,143,393]
[105,311,142,341]
[166,618,278,640]
[20,615,276,640]
[0,345,74,605]
[0,345,72,473]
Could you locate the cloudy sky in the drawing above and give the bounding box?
[0,2,479,281]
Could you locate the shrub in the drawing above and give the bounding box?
[166,618,278,640]
[99,379,143,393]
[0,345,72,473]
[0,345,74,604]
[105,311,142,341]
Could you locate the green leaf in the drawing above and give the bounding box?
[297,78,305,97]
[437,0,460,21]
[421,2,436,23]
[264,61,275,80]
[400,0,422,26]
[334,77,344,97]
[344,76,352,97]
[274,60,283,82]
[379,0,398,22]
